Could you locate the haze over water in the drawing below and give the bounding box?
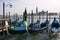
[0,0,60,15]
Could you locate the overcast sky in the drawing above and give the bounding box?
[0,0,60,15]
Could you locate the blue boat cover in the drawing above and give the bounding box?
[8,20,16,25]
[52,18,59,24]
[29,23,37,27]
[34,21,49,28]
[11,26,26,30]
[41,22,49,28]
[29,20,49,30]
[9,20,24,25]
[51,18,59,32]
[51,27,58,32]
[34,23,41,28]
[0,24,3,27]
[16,20,24,25]
[51,18,59,28]
[44,20,49,25]
[11,20,15,23]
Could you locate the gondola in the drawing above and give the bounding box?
[28,20,49,34]
[8,20,27,34]
[8,25,27,34]
[50,18,60,36]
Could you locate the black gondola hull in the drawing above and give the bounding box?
[28,27,48,34]
[8,29,27,34]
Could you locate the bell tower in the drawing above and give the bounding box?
[36,7,38,14]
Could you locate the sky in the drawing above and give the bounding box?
[0,0,60,15]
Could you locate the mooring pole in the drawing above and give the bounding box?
[16,13,17,20]
[28,13,30,23]
[49,13,50,23]
[42,10,44,22]
[46,11,48,21]
[59,12,60,23]
[3,2,5,19]
[46,11,50,33]
[31,10,33,24]
[14,14,15,20]
[9,12,10,19]
[6,13,7,19]
[39,13,40,23]
[2,2,5,34]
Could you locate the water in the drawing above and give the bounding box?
[0,28,60,40]
[0,32,60,40]
[0,32,50,40]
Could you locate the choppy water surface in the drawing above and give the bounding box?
[0,31,60,40]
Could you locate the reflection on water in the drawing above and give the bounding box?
[0,31,60,40]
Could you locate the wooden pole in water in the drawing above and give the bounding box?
[59,12,60,23]
[49,13,50,23]
[9,12,10,19]
[42,10,44,22]
[2,2,5,33]
[15,13,18,21]
[3,2,5,19]
[39,12,40,23]
[31,10,33,24]
[14,14,15,20]
[6,13,7,19]
[46,11,48,21]
[28,13,30,23]
[46,11,50,33]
